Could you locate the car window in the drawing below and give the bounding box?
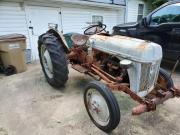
[150,3,180,26]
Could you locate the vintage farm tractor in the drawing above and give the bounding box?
[38,23,180,132]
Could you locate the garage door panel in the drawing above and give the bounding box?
[62,7,119,34]
[26,6,62,60]
[27,6,61,35]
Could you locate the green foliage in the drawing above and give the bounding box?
[143,0,168,10]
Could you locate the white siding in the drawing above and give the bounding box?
[0,2,30,48]
[82,0,126,5]
[126,0,149,22]
[85,0,112,3]
[62,6,123,34]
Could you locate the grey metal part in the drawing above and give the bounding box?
[89,35,162,97]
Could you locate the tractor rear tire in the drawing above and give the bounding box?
[38,33,69,88]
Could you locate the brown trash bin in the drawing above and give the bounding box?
[0,34,27,73]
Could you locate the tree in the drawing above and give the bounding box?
[143,0,168,10]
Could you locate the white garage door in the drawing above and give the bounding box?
[61,7,121,34]
[26,6,62,60]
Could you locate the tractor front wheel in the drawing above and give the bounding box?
[38,33,69,88]
[84,81,120,133]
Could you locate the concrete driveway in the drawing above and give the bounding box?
[0,63,180,135]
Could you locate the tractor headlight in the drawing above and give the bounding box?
[120,59,132,69]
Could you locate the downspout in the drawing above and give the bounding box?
[125,0,128,23]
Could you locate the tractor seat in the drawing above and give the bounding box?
[71,34,89,46]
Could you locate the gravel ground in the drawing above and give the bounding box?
[0,63,179,135]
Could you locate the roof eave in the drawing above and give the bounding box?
[38,0,126,9]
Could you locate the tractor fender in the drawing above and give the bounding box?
[46,29,70,53]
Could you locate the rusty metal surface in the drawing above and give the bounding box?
[71,64,88,73]
[71,34,89,46]
[171,87,180,97]
[68,46,88,64]
[91,64,119,82]
[89,34,162,63]
[132,91,174,115]
[91,66,113,83]
[107,83,145,104]
[131,83,180,115]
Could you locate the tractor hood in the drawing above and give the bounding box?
[89,35,162,63]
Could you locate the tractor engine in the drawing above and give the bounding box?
[92,50,128,82]
[101,56,121,77]
[68,42,128,82]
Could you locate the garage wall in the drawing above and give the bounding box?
[126,0,149,22]
[0,2,27,35]
[0,2,30,47]
[61,6,124,34]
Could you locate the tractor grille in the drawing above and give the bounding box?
[139,61,160,92]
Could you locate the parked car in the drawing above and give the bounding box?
[113,0,180,63]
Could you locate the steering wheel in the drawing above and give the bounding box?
[84,22,106,35]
